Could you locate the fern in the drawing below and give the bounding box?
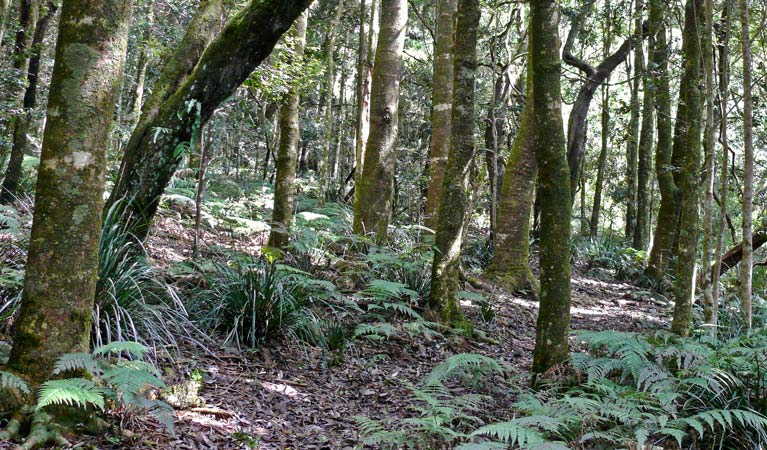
[425,353,504,384]
[470,421,545,447]
[36,378,105,411]
[53,352,98,375]
[0,370,30,395]
[93,340,149,358]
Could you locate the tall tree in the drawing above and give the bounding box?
[634,0,654,250]
[320,0,346,200]
[708,0,731,330]
[645,0,676,282]
[531,0,572,376]
[0,0,9,46]
[670,0,704,336]
[354,0,379,186]
[739,0,754,328]
[624,0,640,240]
[0,1,57,204]
[427,0,479,328]
[268,11,308,249]
[423,0,456,229]
[700,0,716,327]
[108,0,312,239]
[485,48,538,296]
[352,0,407,241]
[7,0,131,383]
[589,3,612,237]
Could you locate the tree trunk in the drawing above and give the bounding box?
[589,83,608,237]
[352,0,407,242]
[0,0,10,47]
[108,0,312,240]
[486,50,537,296]
[708,0,731,330]
[355,0,379,186]
[427,0,479,328]
[267,11,307,250]
[0,0,39,204]
[670,0,704,337]
[634,1,654,250]
[320,0,346,201]
[645,1,677,282]
[739,0,754,328]
[531,0,572,376]
[562,1,637,205]
[423,0,456,229]
[624,2,640,240]
[7,0,131,381]
[700,0,716,328]
[129,42,150,130]
[193,125,212,257]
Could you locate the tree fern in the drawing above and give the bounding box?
[36,378,105,411]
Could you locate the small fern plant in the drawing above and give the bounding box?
[0,341,173,433]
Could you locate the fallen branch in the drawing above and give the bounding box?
[711,229,767,277]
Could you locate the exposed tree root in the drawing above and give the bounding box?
[0,405,70,450]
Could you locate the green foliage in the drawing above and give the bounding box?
[571,236,652,285]
[95,199,207,356]
[191,255,321,349]
[0,342,172,433]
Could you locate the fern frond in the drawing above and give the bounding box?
[0,370,30,395]
[36,378,105,411]
[93,340,149,358]
[471,421,545,447]
[53,352,98,375]
[425,353,503,384]
[102,365,165,396]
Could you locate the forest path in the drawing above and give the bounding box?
[124,272,673,449]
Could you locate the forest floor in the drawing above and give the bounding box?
[74,216,674,450]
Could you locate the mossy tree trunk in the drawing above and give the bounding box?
[531,0,572,375]
[352,0,407,242]
[634,0,654,250]
[427,0,479,328]
[423,0,456,230]
[108,0,311,240]
[267,11,307,250]
[7,0,131,382]
[485,49,538,296]
[0,0,10,47]
[700,0,716,327]
[645,0,676,282]
[738,0,754,328]
[670,0,704,336]
[590,4,612,237]
[354,0,379,187]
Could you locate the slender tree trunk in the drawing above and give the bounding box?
[709,0,731,330]
[700,0,716,327]
[193,126,212,257]
[108,0,312,240]
[355,0,379,186]
[485,51,538,296]
[589,83,608,237]
[423,0,456,229]
[352,0,407,241]
[634,2,654,250]
[670,0,704,336]
[0,1,56,205]
[268,11,307,250]
[320,0,346,201]
[645,1,677,282]
[531,0,572,376]
[130,43,150,130]
[0,0,9,46]
[427,0,479,328]
[7,0,131,381]
[624,1,640,240]
[739,0,753,328]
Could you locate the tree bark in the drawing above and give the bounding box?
[108,0,312,239]
[739,0,754,328]
[531,0,572,376]
[645,1,677,282]
[354,0,379,186]
[590,6,612,237]
[267,11,307,250]
[700,0,716,328]
[352,0,407,242]
[670,0,704,337]
[0,0,10,47]
[427,0,479,328]
[624,1,640,240]
[634,0,654,250]
[423,0,456,230]
[7,0,131,381]
[486,49,537,296]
